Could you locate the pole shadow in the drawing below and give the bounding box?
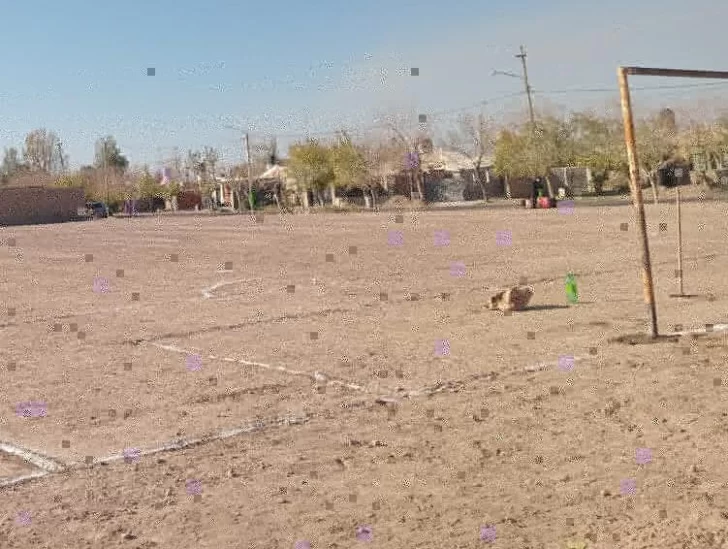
[524,304,571,311]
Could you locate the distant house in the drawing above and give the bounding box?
[212,176,240,208]
[656,158,691,188]
[258,163,296,206]
[418,148,503,202]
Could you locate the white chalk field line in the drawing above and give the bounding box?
[65,413,310,469]
[0,441,66,472]
[2,316,723,490]
[151,342,370,393]
[201,279,248,299]
[0,471,51,489]
[0,413,310,490]
[672,323,728,336]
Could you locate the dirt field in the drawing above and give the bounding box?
[2,193,728,548]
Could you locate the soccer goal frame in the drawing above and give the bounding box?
[618,66,728,338]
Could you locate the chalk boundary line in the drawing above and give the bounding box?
[3,322,726,491]
[0,274,450,489]
[0,413,310,490]
[0,338,559,490]
[5,212,727,490]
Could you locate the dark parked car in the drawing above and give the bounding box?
[86,201,109,218]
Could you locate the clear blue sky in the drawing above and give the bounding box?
[1,0,727,170]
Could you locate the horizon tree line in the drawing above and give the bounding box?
[2,103,728,208]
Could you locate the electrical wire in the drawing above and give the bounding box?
[255,80,728,141]
[534,81,728,95]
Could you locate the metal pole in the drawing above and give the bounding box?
[623,67,728,79]
[103,144,109,204]
[676,185,684,295]
[516,45,536,126]
[245,133,254,213]
[58,142,65,173]
[618,66,659,338]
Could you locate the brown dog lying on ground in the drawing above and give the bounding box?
[488,286,534,312]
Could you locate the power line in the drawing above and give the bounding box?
[266,91,528,140]
[236,80,728,142]
[534,80,728,95]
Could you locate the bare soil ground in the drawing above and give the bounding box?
[1,191,728,548]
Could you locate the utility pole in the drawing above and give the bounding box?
[245,133,254,213]
[515,45,536,126]
[57,142,65,174]
[103,143,109,204]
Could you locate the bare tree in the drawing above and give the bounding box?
[356,141,394,209]
[448,113,498,200]
[186,150,206,193]
[202,146,219,181]
[169,147,184,180]
[250,137,277,172]
[381,119,424,198]
[1,147,25,182]
[23,129,64,173]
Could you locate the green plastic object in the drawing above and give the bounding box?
[565,273,578,304]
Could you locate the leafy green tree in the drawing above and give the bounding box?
[55,174,84,188]
[162,181,181,200]
[633,113,679,201]
[137,170,164,198]
[495,113,630,197]
[330,131,368,203]
[567,112,626,177]
[678,115,728,174]
[287,138,334,208]
[54,170,104,199]
[494,117,571,196]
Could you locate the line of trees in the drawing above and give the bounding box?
[3,104,728,211]
[286,131,405,209]
[0,130,229,209]
[1,129,68,187]
[283,106,728,208]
